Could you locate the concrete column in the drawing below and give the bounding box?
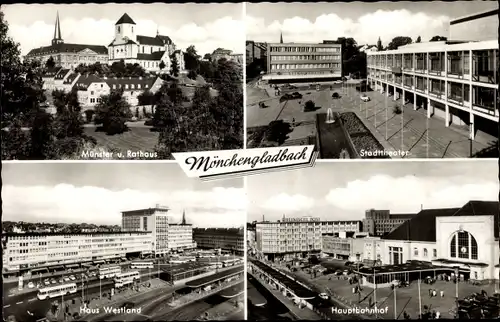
[445,104,450,127]
[427,98,432,118]
[402,90,405,105]
[469,49,473,109]
[414,92,417,111]
[469,113,475,140]
[386,85,389,97]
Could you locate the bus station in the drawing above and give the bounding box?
[159,262,211,285]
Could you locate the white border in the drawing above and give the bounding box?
[242,1,248,151]
[243,172,248,321]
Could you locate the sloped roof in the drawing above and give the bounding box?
[103,77,159,91]
[54,68,70,80]
[116,13,136,25]
[136,51,166,61]
[74,75,106,90]
[156,35,172,45]
[384,200,499,242]
[42,67,62,77]
[63,73,80,84]
[137,35,164,47]
[383,208,461,242]
[26,43,108,56]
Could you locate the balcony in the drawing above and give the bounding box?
[447,93,464,105]
[392,67,402,75]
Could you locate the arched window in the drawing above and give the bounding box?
[449,231,478,260]
[118,26,120,33]
[423,248,428,257]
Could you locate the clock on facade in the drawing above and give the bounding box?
[460,246,467,253]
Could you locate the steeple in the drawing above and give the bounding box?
[52,11,64,45]
[181,210,186,225]
[280,31,283,44]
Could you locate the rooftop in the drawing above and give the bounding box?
[185,265,244,287]
[115,13,136,25]
[3,231,152,237]
[26,43,108,57]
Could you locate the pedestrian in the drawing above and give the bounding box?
[435,311,440,319]
[433,289,437,297]
[440,290,444,297]
[429,289,432,297]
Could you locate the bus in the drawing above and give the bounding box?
[114,271,140,288]
[130,261,154,269]
[222,259,238,267]
[37,283,77,300]
[208,262,223,269]
[98,266,122,279]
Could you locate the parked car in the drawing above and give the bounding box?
[44,279,51,286]
[332,92,340,99]
[58,278,63,284]
[50,279,57,284]
[319,293,330,300]
[63,276,70,282]
[360,94,370,102]
[69,275,76,281]
[27,282,35,289]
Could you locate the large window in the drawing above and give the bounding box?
[448,52,463,75]
[429,53,444,72]
[389,246,403,265]
[473,86,496,112]
[430,79,444,95]
[448,82,464,102]
[449,231,478,260]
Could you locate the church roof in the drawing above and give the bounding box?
[26,43,108,57]
[156,35,172,45]
[137,51,166,61]
[116,13,136,25]
[137,35,162,47]
[109,39,137,47]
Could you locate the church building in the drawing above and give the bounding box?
[24,12,108,69]
[107,13,185,74]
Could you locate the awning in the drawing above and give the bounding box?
[66,264,79,269]
[31,267,48,273]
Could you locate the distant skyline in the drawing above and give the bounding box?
[247,161,498,223]
[3,3,244,57]
[2,163,245,228]
[246,1,498,45]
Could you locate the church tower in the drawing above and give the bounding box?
[114,13,137,43]
[51,11,64,45]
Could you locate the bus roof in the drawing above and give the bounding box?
[39,283,77,291]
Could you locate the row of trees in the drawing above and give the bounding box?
[381,35,448,51]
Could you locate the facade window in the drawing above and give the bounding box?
[450,231,478,260]
[433,249,437,258]
[91,91,94,95]
[118,26,120,33]
[423,248,428,257]
[414,247,418,256]
[143,217,148,231]
[389,246,403,265]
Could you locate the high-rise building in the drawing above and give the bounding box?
[246,40,268,65]
[121,206,196,257]
[25,12,108,68]
[363,209,415,236]
[255,216,362,260]
[367,9,499,139]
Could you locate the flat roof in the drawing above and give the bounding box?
[219,281,244,298]
[161,262,208,275]
[250,259,316,299]
[4,231,152,237]
[367,40,497,55]
[185,265,244,288]
[256,220,361,225]
[267,42,342,47]
[356,261,473,275]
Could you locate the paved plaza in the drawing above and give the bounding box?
[246,82,496,158]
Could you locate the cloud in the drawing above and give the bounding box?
[261,193,315,212]
[325,175,498,213]
[246,9,450,45]
[2,184,245,228]
[8,16,244,57]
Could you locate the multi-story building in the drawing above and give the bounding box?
[362,201,499,281]
[211,48,243,64]
[121,206,196,257]
[363,209,415,236]
[367,9,499,139]
[108,13,185,74]
[263,37,342,83]
[25,12,108,69]
[246,40,267,65]
[255,216,362,260]
[321,232,369,261]
[193,228,244,254]
[2,231,153,274]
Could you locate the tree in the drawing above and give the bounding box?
[304,100,316,111]
[170,54,180,77]
[184,45,201,72]
[430,36,447,42]
[45,56,56,69]
[93,89,132,135]
[416,36,422,43]
[387,36,413,50]
[376,37,383,51]
[187,69,197,80]
[84,110,94,123]
[203,53,212,61]
[29,109,56,159]
[135,107,139,118]
[159,60,166,71]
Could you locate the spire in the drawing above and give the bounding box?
[280,31,283,44]
[156,25,159,36]
[181,210,186,225]
[52,11,64,45]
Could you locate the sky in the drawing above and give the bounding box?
[247,161,499,222]
[3,3,244,57]
[2,163,245,228]
[246,1,499,45]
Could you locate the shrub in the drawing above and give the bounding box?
[304,100,316,111]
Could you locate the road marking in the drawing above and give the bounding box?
[16,301,23,305]
[3,305,11,308]
[28,298,36,302]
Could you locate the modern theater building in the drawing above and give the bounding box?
[366,9,499,139]
[255,216,362,260]
[263,35,342,83]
